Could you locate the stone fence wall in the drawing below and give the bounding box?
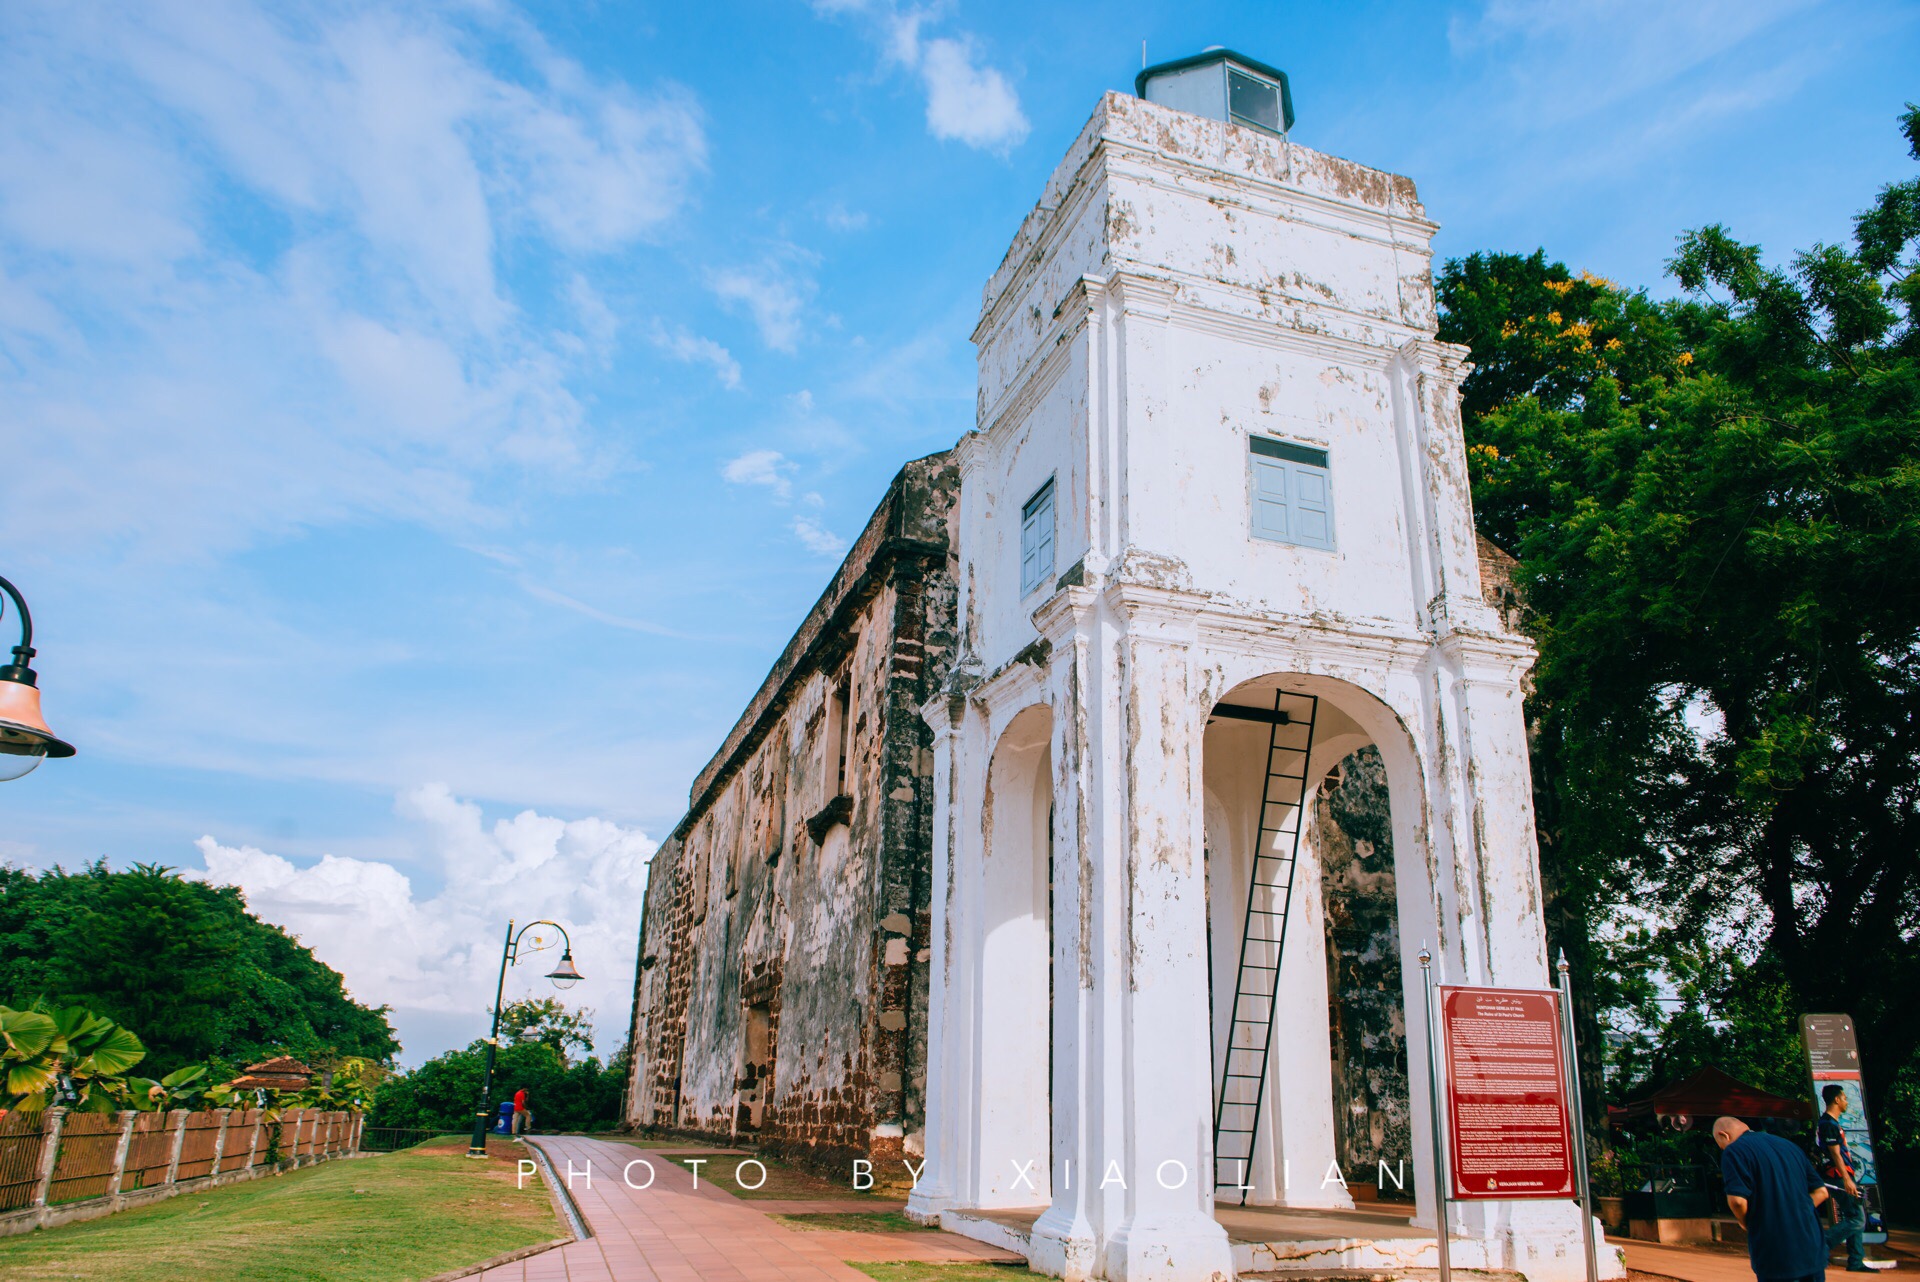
[0,1106,364,1237]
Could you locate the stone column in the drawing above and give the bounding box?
[210,1108,232,1176]
[1033,585,1233,1282]
[905,693,971,1223]
[1427,633,1594,1274]
[29,1107,66,1209]
[1029,593,1100,1282]
[1094,593,1235,1282]
[106,1110,137,1197]
[162,1109,189,1185]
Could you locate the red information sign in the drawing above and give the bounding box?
[1438,985,1575,1200]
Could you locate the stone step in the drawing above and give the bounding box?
[1239,1270,1527,1282]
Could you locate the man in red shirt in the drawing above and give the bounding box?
[512,1087,529,1137]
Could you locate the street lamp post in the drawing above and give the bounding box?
[0,575,75,782]
[467,919,584,1157]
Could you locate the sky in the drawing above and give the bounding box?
[2,0,1914,1066]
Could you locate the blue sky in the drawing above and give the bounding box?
[2,0,1914,1063]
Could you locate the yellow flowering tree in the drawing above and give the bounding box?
[1436,105,1920,1152]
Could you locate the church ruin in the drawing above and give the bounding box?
[626,49,1612,1282]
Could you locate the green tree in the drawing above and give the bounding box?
[499,997,595,1065]
[0,862,398,1078]
[368,1037,626,1134]
[1437,106,1920,1146]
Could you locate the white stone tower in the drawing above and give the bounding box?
[909,53,1610,1282]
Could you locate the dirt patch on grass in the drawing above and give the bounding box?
[667,1153,883,1202]
[770,1211,942,1233]
[850,1265,1041,1280]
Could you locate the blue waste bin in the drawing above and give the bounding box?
[494,1101,515,1135]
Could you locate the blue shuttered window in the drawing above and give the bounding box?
[1248,437,1335,551]
[1020,479,1055,596]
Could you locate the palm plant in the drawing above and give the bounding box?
[1,1004,148,1113]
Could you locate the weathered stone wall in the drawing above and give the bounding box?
[626,453,959,1166]
[1313,745,1412,1184]
[1476,532,1525,635]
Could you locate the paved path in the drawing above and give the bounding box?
[475,1135,1022,1281]
[1625,1238,1906,1282]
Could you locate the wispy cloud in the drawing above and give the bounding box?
[650,321,742,388]
[810,0,1028,152]
[0,1,707,564]
[516,579,687,638]
[709,254,817,353]
[918,36,1028,150]
[791,515,845,555]
[821,202,870,232]
[1445,0,1818,141]
[721,448,795,500]
[1400,0,1853,247]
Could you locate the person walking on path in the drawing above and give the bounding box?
[511,1086,529,1137]
[1817,1084,1875,1271]
[1714,1116,1831,1282]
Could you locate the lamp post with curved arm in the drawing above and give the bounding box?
[468,919,584,1157]
[0,575,76,782]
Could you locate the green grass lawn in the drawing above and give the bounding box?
[0,1137,561,1282]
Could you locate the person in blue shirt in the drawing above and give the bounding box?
[1816,1084,1870,1271]
[1714,1116,1831,1282]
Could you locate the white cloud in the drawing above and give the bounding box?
[502,83,707,253]
[1445,0,1816,138]
[710,258,815,353]
[567,274,618,357]
[516,579,686,638]
[810,0,1027,153]
[1407,0,1838,246]
[918,37,1029,150]
[821,202,870,232]
[722,448,795,499]
[650,321,742,388]
[195,783,656,1063]
[791,515,845,555]
[0,1,706,564]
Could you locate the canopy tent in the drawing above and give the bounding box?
[1607,1065,1813,1129]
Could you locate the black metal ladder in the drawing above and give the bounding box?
[1211,689,1319,1202]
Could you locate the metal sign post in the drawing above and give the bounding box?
[1557,951,1601,1282]
[1801,1014,1889,1245]
[1419,946,1452,1282]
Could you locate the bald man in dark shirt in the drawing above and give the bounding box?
[1714,1116,1831,1282]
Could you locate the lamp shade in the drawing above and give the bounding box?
[0,679,74,782]
[546,951,583,990]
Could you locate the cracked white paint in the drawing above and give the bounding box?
[909,91,1618,1282]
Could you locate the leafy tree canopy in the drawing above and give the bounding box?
[0,861,398,1080]
[368,1033,627,1135]
[500,996,595,1066]
[1437,105,1920,1148]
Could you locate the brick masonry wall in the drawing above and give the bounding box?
[626,454,959,1170]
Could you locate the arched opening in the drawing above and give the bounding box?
[974,703,1053,1207]
[1202,675,1418,1210]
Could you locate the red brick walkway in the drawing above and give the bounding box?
[475,1136,1023,1281]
